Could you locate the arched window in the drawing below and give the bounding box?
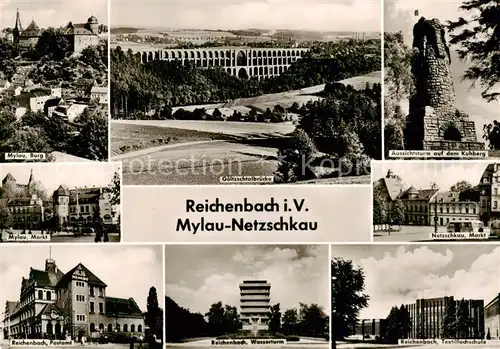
[107,324,112,332]
[131,324,136,332]
[443,126,461,141]
[137,325,143,333]
[90,323,96,332]
[123,324,128,332]
[38,290,43,299]
[46,291,51,300]
[116,324,120,332]
[99,323,104,331]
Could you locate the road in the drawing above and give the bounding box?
[0,230,120,243]
[374,225,497,242]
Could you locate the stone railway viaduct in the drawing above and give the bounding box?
[135,47,310,79]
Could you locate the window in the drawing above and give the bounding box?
[137,325,142,333]
[90,323,96,332]
[99,288,103,297]
[76,295,85,302]
[107,324,112,332]
[116,324,121,332]
[494,201,498,209]
[495,188,498,195]
[90,286,94,297]
[46,291,51,301]
[38,290,43,299]
[466,208,469,214]
[76,281,85,287]
[131,325,135,332]
[123,324,128,332]
[90,302,95,313]
[99,303,103,314]
[76,314,86,322]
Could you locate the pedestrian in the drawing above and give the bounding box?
[130,336,135,349]
[103,230,109,242]
[94,228,102,243]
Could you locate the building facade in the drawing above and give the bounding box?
[354,319,387,339]
[13,10,100,53]
[239,280,271,335]
[485,294,500,339]
[429,191,480,226]
[1,170,119,230]
[478,163,500,224]
[404,296,484,339]
[3,258,144,340]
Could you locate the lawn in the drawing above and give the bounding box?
[111,122,234,156]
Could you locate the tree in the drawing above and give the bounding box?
[299,303,328,338]
[71,107,108,161]
[282,308,298,335]
[384,32,413,102]
[205,302,226,336]
[331,258,369,344]
[384,305,412,343]
[146,287,160,342]
[35,28,71,61]
[223,305,241,334]
[110,171,121,206]
[268,303,282,333]
[373,192,387,225]
[483,120,500,149]
[390,200,405,225]
[442,299,457,339]
[459,186,481,202]
[0,199,11,236]
[456,299,473,338]
[450,180,473,193]
[448,0,500,101]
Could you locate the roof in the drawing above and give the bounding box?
[485,293,500,309]
[90,86,108,94]
[54,184,70,197]
[49,151,94,162]
[383,177,404,201]
[68,187,106,204]
[7,197,43,207]
[399,188,438,201]
[29,89,51,98]
[57,263,107,288]
[2,172,16,183]
[105,297,143,317]
[5,301,19,315]
[61,23,97,36]
[44,98,63,108]
[29,268,52,286]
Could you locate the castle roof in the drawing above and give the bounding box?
[69,187,107,204]
[2,172,16,184]
[399,187,439,201]
[54,184,70,197]
[87,16,98,24]
[61,22,96,36]
[29,266,64,287]
[21,20,43,37]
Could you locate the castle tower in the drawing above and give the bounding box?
[12,9,22,46]
[404,17,484,151]
[27,169,34,195]
[87,16,99,34]
[53,185,70,228]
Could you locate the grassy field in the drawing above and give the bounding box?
[111,123,234,156]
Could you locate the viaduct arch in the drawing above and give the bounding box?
[136,47,310,80]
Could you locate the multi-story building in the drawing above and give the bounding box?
[90,86,108,104]
[404,296,484,339]
[354,319,387,339]
[372,169,405,219]
[485,294,500,339]
[1,170,119,230]
[478,163,500,224]
[429,192,480,226]
[3,257,144,340]
[239,280,271,335]
[398,187,438,226]
[12,10,101,53]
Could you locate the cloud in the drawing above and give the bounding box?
[357,246,500,319]
[0,246,163,313]
[166,245,329,315]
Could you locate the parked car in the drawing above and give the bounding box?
[446,220,484,233]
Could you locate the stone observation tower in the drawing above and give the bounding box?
[404,17,484,151]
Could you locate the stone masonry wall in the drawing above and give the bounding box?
[405,17,484,151]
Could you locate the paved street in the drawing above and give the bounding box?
[374,225,498,242]
[0,230,120,243]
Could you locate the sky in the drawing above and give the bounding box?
[372,160,491,191]
[0,0,108,29]
[0,245,163,313]
[385,0,500,140]
[331,244,500,319]
[1,163,120,194]
[111,0,381,32]
[165,245,329,315]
